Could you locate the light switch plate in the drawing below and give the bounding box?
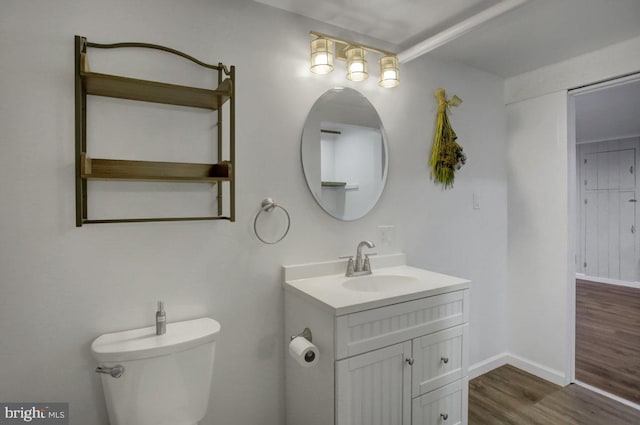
[377,225,395,254]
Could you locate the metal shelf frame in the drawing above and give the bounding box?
[74,35,235,226]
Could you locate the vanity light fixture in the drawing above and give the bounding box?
[310,37,334,74]
[346,46,368,81]
[309,31,399,88]
[379,55,400,88]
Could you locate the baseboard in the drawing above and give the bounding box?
[468,352,567,387]
[468,353,509,380]
[506,353,566,386]
[469,355,640,411]
[576,273,640,290]
[575,380,640,411]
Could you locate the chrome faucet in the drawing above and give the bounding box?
[343,240,376,277]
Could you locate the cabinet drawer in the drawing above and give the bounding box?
[336,290,467,359]
[412,378,468,425]
[413,325,468,396]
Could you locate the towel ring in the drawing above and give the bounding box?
[254,198,291,244]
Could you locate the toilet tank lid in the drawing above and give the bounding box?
[91,317,221,362]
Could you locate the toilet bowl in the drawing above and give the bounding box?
[91,317,221,425]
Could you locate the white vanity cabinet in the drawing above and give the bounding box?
[284,254,470,425]
[333,291,469,425]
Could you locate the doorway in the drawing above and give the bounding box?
[579,139,638,283]
[570,75,640,407]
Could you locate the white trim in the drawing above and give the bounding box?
[577,132,640,145]
[398,0,529,63]
[505,35,640,104]
[567,93,577,385]
[468,352,508,380]
[467,353,566,386]
[575,381,640,411]
[469,356,640,411]
[506,353,567,386]
[569,76,640,390]
[569,73,640,96]
[576,273,640,290]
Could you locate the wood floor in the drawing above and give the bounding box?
[575,279,640,404]
[469,365,640,425]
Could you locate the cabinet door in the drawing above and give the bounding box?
[336,341,411,425]
[413,325,468,396]
[412,378,468,425]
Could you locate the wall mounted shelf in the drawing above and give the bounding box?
[75,36,235,226]
[81,72,232,109]
[321,181,347,187]
[81,155,232,183]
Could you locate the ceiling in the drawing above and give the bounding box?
[254,0,640,77]
[575,79,640,144]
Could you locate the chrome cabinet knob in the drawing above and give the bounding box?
[405,357,414,366]
[441,356,449,364]
[440,413,449,421]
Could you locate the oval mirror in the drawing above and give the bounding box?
[301,88,388,221]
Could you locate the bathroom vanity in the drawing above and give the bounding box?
[283,253,470,425]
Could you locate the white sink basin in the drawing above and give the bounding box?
[283,254,471,314]
[342,274,421,292]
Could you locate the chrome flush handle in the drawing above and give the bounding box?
[96,365,125,378]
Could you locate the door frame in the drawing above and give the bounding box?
[567,72,640,384]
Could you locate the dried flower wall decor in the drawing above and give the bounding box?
[429,88,465,189]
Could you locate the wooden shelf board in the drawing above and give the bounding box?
[81,157,232,183]
[321,181,347,187]
[81,72,232,110]
[83,216,232,224]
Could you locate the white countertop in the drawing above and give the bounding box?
[283,254,470,315]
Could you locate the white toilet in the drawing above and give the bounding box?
[91,317,221,425]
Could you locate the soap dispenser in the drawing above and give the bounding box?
[156,301,166,335]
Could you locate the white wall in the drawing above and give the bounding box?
[0,1,508,424]
[506,91,570,384]
[398,62,508,373]
[504,34,640,386]
[574,79,640,144]
[506,34,640,104]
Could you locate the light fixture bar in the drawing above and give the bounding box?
[309,31,400,88]
[397,0,529,63]
[309,31,396,58]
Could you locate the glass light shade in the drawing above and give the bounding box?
[379,56,400,88]
[346,47,368,81]
[310,38,334,74]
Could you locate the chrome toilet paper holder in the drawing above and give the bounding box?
[290,327,312,343]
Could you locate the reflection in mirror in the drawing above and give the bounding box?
[301,88,388,221]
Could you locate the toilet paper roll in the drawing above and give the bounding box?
[289,336,319,367]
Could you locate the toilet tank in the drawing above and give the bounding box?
[91,318,221,425]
